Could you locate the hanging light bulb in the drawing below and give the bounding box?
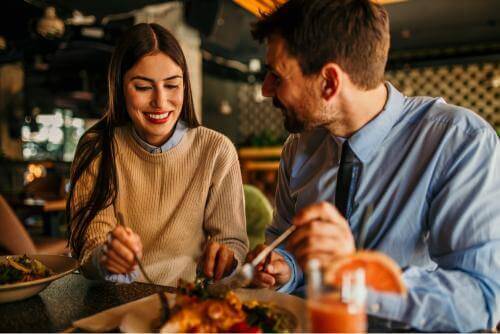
[37,6,65,39]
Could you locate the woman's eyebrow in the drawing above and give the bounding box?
[130,75,182,82]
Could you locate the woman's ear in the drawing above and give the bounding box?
[320,63,341,101]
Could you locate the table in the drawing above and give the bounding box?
[0,273,175,332]
[0,273,413,332]
[238,146,281,183]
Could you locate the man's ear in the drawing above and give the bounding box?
[320,63,341,101]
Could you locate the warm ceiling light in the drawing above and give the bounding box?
[233,0,287,17]
[374,0,408,4]
[234,0,407,17]
[37,6,65,39]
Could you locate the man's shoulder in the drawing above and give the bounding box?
[282,128,330,156]
[404,95,493,137]
[282,133,300,151]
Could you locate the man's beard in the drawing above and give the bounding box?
[273,97,305,133]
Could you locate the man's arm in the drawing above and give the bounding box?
[250,136,303,290]
[367,128,500,331]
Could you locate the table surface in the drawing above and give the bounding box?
[0,273,175,332]
[0,273,413,332]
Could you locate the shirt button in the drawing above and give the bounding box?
[370,303,380,313]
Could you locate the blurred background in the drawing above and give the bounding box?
[0,0,499,253]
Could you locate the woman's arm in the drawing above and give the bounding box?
[202,139,249,279]
[69,158,117,278]
[0,195,37,254]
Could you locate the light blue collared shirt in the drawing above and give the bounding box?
[269,82,500,332]
[90,120,188,283]
[131,120,188,153]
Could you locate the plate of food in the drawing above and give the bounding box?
[0,254,79,303]
[74,278,307,333]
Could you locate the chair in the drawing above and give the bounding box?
[244,184,273,249]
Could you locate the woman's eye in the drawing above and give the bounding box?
[164,84,179,89]
[134,86,151,91]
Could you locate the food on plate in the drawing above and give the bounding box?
[0,255,54,285]
[324,250,407,294]
[159,278,296,333]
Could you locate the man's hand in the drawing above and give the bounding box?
[202,241,236,281]
[246,244,291,289]
[287,201,355,269]
[101,226,143,274]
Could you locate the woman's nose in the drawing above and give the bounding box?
[151,89,168,110]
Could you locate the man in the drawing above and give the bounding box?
[247,0,500,331]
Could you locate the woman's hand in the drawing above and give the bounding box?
[100,226,143,274]
[202,241,236,281]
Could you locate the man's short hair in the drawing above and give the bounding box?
[252,0,390,90]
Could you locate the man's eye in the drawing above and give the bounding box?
[134,86,151,91]
[271,72,281,84]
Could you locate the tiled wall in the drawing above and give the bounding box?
[235,60,500,142]
[237,83,286,142]
[386,61,500,128]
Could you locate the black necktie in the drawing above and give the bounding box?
[335,141,361,220]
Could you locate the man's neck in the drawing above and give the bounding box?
[325,83,388,138]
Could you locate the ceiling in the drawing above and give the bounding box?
[232,0,407,17]
[2,0,499,73]
[387,0,500,53]
[212,0,500,61]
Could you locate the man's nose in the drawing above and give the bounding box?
[261,72,275,98]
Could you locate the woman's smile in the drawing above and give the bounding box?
[144,111,172,124]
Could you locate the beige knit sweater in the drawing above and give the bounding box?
[73,125,248,286]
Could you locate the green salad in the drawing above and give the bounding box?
[0,255,53,285]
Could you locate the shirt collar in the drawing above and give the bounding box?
[131,120,188,154]
[347,82,405,163]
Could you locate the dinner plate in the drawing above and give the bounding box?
[74,288,308,332]
[0,254,79,303]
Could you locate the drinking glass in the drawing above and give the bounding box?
[307,260,367,333]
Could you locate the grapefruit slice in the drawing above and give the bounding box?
[324,251,407,295]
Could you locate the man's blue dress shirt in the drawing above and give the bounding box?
[269,82,500,331]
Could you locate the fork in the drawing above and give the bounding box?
[116,212,170,323]
[206,224,297,295]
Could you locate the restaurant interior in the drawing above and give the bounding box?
[0,0,498,255]
[0,0,499,332]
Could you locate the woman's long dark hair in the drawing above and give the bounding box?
[67,23,200,258]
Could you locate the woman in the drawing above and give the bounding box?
[67,23,248,286]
